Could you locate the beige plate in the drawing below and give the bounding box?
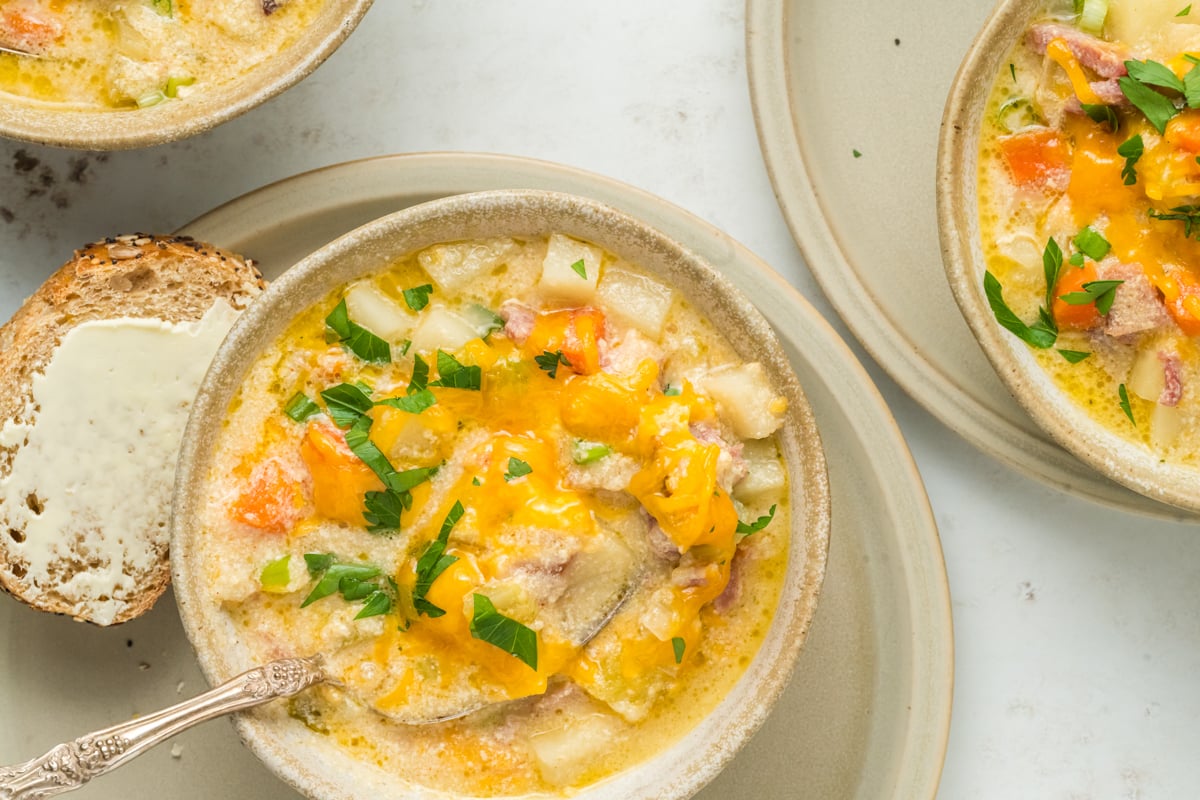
[746,0,1199,520]
[938,0,1200,513]
[0,153,951,799]
[0,0,372,150]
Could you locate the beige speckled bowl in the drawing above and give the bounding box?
[0,0,372,150]
[171,190,831,800]
[938,0,1200,512]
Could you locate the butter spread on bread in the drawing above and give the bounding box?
[0,234,263,625]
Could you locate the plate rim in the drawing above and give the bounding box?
[180,150,953,799]
[744,0,1198,522]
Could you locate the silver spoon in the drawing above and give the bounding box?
[0,44,41,59]
[0,567,639,799]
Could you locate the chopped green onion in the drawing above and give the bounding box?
[260,555,291,591]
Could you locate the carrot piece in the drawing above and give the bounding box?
[1166,111,1200,154]
[1052,261,1103,330]
[1165,273,1200,335]
[230,459,305,534]
[523,307,607,375]
[2,9,62,49]
[299,419,383,525]
[999,128,1071,188]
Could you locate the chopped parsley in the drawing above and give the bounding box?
[377,389,437,415]
[402,284,433,312]
[1180,3,1192,15]
[1081,103,1118,132]
[1119,383,1136,425]
[1117,135,1144,186]
[363,490,406,534]
[736,504,777,535]
[535,349,571,379]
[325,299,391,364]
[412,501,464,618]
[1058,280,1124,315]
[1149,204,1200,238]
[320,383,375,428]
[663,384,683,397]
[469,594,538,670]
[570,259,588,280]
[852,149,862,158]
[504,457,533,481]
[284,392,321,423]
[301,554,395,619]
[672,637,686,664]
[1010,63,1017,82]
[1057,349,1092,364]
[429,350,482,390]
[984,271,1058,349]
[1119,60,1184,134]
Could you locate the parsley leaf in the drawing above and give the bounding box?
[504,457,533,481]
[386,465,439,494]
[402,284,433,312]
[377,389,437,415]
[1059,279,1124,315]
[672,637,686,664]
[412,501,464,617]
[320,383,375,428]
[1043,236,1065,310]
[1117,134,1144,185]
[429,350,482,390]
[1126,59,1186,93]
[1180,3,1192,15]
[984,271,1058,349]
[409,353,430,393]
[737,504,777,535]
[663,384,683,397]
[300,556,385,611]
[1081,103,1119,132]
[570,259,587,280]
[535,349,571,379]
[1149,204,1200,237]
[284,392,321,423]
[1058,349,1092,364]
[1185,62,1200,108]
[1119,74,1180,134]
[1073,227,1111,262]
[343,415,396,483]
[1119,383,1136,425]
[325,299,391,364]
[469,594,538,670]
[364,489,406,534]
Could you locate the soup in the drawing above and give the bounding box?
[0,0,325,110]
[197,234,792,795]
[979,0,1200,459]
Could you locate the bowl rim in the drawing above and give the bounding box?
[0,0,374,151]
[936,0,1200,513]
[170,188,832,799]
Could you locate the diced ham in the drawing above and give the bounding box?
[1028,22,1130,79]
[1064,79,1130,114]
[646,518,682,563]
[690,422,749,491]
[1097,260,1172,338]
[1159,350,1183,407]
[713,554,744,615]
[500,299,535,345]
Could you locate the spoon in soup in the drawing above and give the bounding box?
[0,539,641,799]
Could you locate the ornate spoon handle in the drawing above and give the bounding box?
[0,657,326,800]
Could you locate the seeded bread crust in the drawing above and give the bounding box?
[0,234,264,625]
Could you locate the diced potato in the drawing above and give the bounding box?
[1108,0,1200,53]
[529,713,622,786]
[701,363,787,439]
[1128,346,1165,402]
[345,283,415,341]
[106,55,167,105]
[539,234,601,304]
[597,268,673,339]
[734,439,786,502]
[409,306,479,354]
[1150,402,1183,449]
[417,238,518,293]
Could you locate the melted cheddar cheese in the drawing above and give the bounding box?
[199,234,792,795]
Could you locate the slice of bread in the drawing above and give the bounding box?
[0,234,264,626]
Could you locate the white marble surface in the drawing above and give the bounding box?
[0,2,1197,798]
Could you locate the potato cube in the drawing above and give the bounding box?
[597,268,673,339]
[702,363,787,439]
[417,238,518,293]
[344,283,415,341]
[409,306,479,354]
[539,234,601,304]
[734,439,787,502]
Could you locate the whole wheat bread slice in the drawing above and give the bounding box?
[0,234,264,626]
